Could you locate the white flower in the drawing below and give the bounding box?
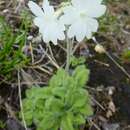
[60,0,106,42]
[28,0,65,45]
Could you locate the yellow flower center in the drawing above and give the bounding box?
[80,11,86,18]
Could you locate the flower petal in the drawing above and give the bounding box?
[42,0,54,15]
[28,1,44,17]
[68,20,87,42]
[76,27,87,42]
[50,33,58,45]
[40,21,65,45]
[71,0,106,17]
[58,32,65,40]
[60,6,78,25]
[49,23,65,44]
[57,21,66,31]
[71,0,86,10]
[86,28,92,39]
[86,0,103,4]
[42,26,51,43]
[85,18,99,32]
[34,17,44,27]
[86,4,106,18]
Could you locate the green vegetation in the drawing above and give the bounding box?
[70,56,86,67]
[99,12,118,33]
[0,120,5,129]
[0,16,29,79]
[121,49,130,63]
[22,65,93,130]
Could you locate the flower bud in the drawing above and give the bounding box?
[95,44,105,54]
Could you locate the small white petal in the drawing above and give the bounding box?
[42,28,50,43]
[86,5,106,18]
[71,0,80,6]
[85,0,103,4]
[85,18,99,32]
[72,0,86,10]
[42,0,54,15]
[71,0,106,17]
[76,30,87,42]
[51,36,58,45]
[28,1,44,17]
[60,13,77,25]
[34,17,44,27]
[43,34,50,43]
[86,29,92,39]
[60,14,72,25]
[68,20,87,42]
[60,6,77,25]
[58,32,65,40]
[52,41,58,45]
[41,21,65,44]
[96,0,104,4]
[57,21,66,31]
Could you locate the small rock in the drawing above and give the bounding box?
[27,35,33,41]
[102,123,120,130]
[6,118,25,130]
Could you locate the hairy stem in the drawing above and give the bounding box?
[65,37,72,72]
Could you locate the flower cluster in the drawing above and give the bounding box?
[28,0,106,45]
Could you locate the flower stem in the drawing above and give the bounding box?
[65,37,72,72]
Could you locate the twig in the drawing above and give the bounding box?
[17,69,28,130]
[48,43,57,63]
[72,39,81,55]
[89,119,101,130]
[58,43,67,52]
[29,42,34,64]
[91,97,105,111]
[4,102,16,119]
[32,48,48,65]
[92,37,130,79]
[12,81,47,86]
[39,44,60,69]
[31,65,52,75]
[33,54,45,65]
[106,52,130,79]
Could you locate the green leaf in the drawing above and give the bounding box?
[26,86,52,100]
[72,90,87,108]
[35,99,45,109]
[38,112,56,130]
[22,99,34,110]
[52,87,66,98]
[33,109,44,123]
[26,86,39,98]
[49,68,68,88]
[45,97,64,112]
[37,87,52,99]
[74,114,86,125]
[80,104,93,116]
[73,65,90,88]
[61,114,74,130]
[70,56,86,67]
[23,111,33,126]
